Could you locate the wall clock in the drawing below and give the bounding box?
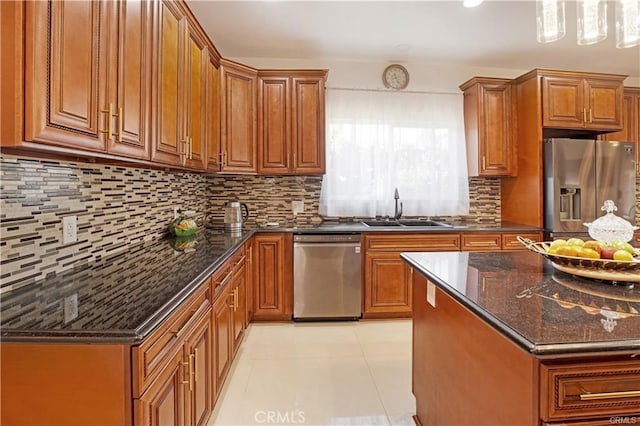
[382,64,410,90]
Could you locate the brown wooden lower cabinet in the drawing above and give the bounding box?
[363,233,461,318]
[363,231,543,317]
[252,233,293,321]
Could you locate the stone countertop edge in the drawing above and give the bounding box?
[401,253,640,358]
[260,221,543,233]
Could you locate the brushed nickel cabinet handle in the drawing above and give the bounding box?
[582,108,587,124]
[588,109,593,123]
[481,156,486,171]
[193,348,198,382]
[580,390,640,401]
[115,107,123,142]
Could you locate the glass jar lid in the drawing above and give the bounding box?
[583,200,639,243]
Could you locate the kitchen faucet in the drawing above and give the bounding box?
[394,188,403,220]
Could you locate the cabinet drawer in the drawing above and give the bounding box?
[132,281,211,397]
[461,233,501,251]
[541,360,640,422]
[211,247,245,296]
[365,233,460,251]
[502,232,543,250]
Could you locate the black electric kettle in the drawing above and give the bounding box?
[224,201,249,232]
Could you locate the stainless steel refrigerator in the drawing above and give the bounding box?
[544,138,637,238]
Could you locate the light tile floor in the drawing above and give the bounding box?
[208,320,415,426]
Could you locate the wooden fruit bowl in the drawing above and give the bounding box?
[516,236,640,273]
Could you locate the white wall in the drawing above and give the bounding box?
[231,57,640,90]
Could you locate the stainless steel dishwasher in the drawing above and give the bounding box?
[293,233,362,321]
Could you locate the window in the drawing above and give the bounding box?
[319,88,470,218]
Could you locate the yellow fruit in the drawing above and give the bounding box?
[566,238,585,247]
[613,250,634,262]
[556,245,579,257]
[549,239,567,249]
[547,247,560,255]
[579,248,600,259]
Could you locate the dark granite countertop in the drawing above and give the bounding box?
[1,229,253,344]
[1,221,541,345]
[402,251,640,357]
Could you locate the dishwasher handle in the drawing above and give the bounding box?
[293,234,361,244]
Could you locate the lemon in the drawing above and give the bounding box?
[613,250,634,262]
[566,238,585,247]
[549,239,567,249]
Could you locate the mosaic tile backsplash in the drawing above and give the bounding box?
[2,155,639,290]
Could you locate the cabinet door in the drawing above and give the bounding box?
[461,233,502,252]
[231,261,247,355]
[364,253,412,315]
[103,0,151,159]
[152,0,185,166]
[585,78,624,130]
[136,349,185,426]
[542,76,585,129]
[212,290,231,395]
[253,233,293,320]
[183,22,207,170]
[605,91,637,142]
[478,82,513,176]
[206,54,221,172]
[244,239,254,324]
[292,76,325,174]
[184,312,213,426]
[220,62,257,173]
[258,76,291,174]
[25,1,106,151]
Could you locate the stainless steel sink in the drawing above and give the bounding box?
[398,220,452,227]
[361,220,452,227]
[361,220,403,227]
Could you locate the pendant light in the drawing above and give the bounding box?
[616,0,640,48]
[536,0,566,43]
[577,0,608,45]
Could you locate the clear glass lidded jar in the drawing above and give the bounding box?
[583,200,639,243]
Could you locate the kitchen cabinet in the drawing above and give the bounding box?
[604,87,640,177]
[152,1,210,169]
[151,0,186,166]
[501,232,543,250]
[252,233,293,321]
[257,70,327,175]
[210,246,246,397]
[363,233,461,318]
[542,72,625,131]
[134,280,212,426]
[8,0,152,158]
[244,238,255,324]
[502,69,627,228]
[182,19,209,170]
[205,52,222,172]
[460,77,515,176]
[220,59,258,173]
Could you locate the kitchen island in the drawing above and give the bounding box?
[402,251,640,426]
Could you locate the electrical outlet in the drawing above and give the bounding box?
[62,215,77,244]
[292,200,304,215]
[64,293,78,323]
[173,206,181,219]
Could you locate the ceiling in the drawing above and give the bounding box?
[186,0,640,78]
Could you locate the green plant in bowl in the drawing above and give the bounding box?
[169,217,197,237]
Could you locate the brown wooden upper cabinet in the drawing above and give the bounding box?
[220,59,258,173]
[257,70,328,175]
[152,1,212,169]
[604,87,640,177]
[460,77,515,176]
[7,0,152,158]
[541,71,625,131]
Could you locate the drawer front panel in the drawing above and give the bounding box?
[461,233,501,251]
[132,281,211,397]
[365,233,461,251]
[541,361,640,421]
[501,232,543,250]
